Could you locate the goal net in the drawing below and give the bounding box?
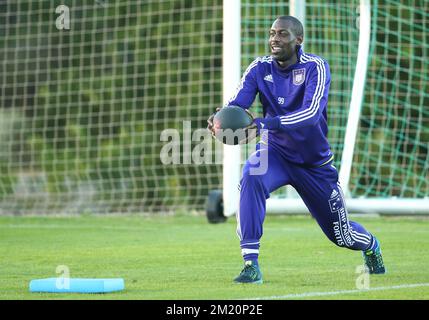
[0,0,223,214]
[0,0,427,215]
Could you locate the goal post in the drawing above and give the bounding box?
[338,0,371,196]
[222,0,242,217]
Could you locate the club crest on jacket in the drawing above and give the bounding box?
[293,68,306,85]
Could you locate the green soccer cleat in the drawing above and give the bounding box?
[363,237,386,274]
[233,261,263,284]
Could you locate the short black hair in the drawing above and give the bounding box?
[276,15,304,38]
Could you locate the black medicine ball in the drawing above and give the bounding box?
[212,106,254,145]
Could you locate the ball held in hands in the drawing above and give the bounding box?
[208,106,257,145]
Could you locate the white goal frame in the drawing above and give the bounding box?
[222,0,429,216]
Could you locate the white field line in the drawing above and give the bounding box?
[243,283,429,300]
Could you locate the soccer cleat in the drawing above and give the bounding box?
[233,261,263,284]
[363,237,386,274]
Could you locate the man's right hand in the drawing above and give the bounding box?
[207,107,221,137]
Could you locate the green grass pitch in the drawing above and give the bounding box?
[1,214,428,300]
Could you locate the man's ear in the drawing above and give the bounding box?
[296,36,303,45]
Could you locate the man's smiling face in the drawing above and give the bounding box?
[269,18,303,65]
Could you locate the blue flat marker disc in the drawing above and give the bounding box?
[29,278,125,293]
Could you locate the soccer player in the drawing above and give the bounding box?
[207,16,385,284]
